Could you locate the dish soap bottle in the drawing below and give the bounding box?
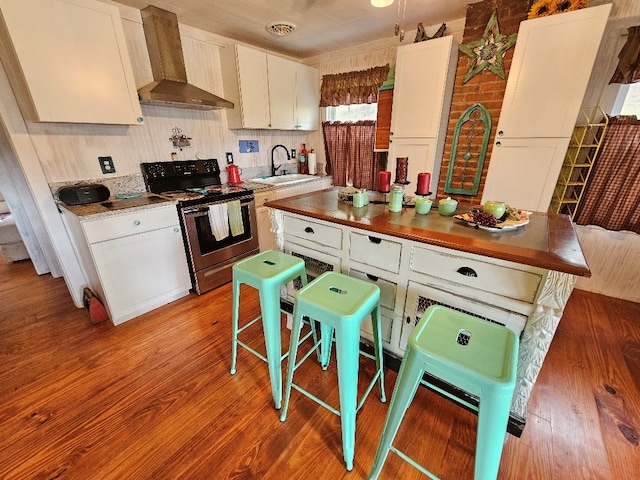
[299,143,309,174]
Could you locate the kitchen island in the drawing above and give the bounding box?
[266,188,590,435]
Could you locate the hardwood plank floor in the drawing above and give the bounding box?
[1,258,639,479]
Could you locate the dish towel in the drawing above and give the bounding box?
[227,200,245,237]
[208,203,229,241]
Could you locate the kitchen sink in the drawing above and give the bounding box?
[249,174,317,186]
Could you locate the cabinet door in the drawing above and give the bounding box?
[496,4,611,138]
[235,45,270,128]
[481,137,570,212]
[390,36,457,138]
[91,225,190,324]
[284,241,341,302]
[388,137,438,197]
[0,0,142,124]
[267,55,296,129]
[401,281,526,353]
[294,63,320,131]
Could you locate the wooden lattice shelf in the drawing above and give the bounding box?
[549,106,608,219]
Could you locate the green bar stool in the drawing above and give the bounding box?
[231,249,313,410]
[368,305,519,480]
[280,271,387,471]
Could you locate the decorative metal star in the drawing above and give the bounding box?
[459,11,517,85]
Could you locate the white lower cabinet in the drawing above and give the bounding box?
[62,204,191,325]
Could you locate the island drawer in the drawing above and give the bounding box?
[284,215,342,250]
[82,205,179,244]
[349,232,402,274]
[410,245,543,304]
[347,268,397,311]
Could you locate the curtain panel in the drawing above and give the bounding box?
[320,64,390,107]
[610,26,640,84]
[322,121,385,190]
[574,116,640,233]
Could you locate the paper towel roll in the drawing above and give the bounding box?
[308,152,317,175]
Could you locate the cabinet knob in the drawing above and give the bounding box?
[498,130,504,136]
[304,226,314,234]
[457,266,478,277]
[495,141,501,146]
[174,227,179,233]
[133,220,141,226]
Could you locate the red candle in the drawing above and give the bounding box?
[378,171,391,193]
[416,172,431,195]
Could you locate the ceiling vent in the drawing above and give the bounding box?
[265,21,297,36]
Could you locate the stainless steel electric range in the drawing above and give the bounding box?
[142,159,258,295]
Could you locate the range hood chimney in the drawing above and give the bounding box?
[137,5,233,110]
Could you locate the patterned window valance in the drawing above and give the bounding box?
[319,64,390,107]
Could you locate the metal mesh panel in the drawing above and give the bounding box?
[413,293,502,328]
[291,251,334,290]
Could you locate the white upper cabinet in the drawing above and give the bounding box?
[267,55,297,129]
[482,4,611,212]
[221,44,271,129]
[496,4,612,139]
[390,36,458,139]
[388,35,457,192]
[294,63,320,131]
[221,43,319,130]
[0,0,143,125]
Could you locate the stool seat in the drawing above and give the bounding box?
[231,250,311,410]
[280,271,386,471]
[368,305,518,480]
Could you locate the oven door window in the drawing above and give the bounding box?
[193,202,253,255]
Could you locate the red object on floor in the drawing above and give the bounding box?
[83,287,109,324]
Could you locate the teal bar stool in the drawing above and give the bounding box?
[280,271,387,471]
[368,305,519,480]
[231,249,314,410]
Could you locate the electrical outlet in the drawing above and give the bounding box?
[239,140,259,153]
[225,152,234,164]
[98,156,115,174]
[291,148,296,159]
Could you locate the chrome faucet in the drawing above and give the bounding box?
[270,144,290,177]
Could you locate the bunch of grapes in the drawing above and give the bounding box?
[471,211,497,227]
[505,205,520,221]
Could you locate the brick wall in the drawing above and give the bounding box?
[437,0,530,206]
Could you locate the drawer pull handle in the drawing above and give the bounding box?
[133,220,141,226]
[368,236,382,244]
[366,273,379,282]
[457,266,478,277]
[406,316,411,324]
[304,226,315,234]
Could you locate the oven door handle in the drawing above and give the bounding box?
[181,196,254,215]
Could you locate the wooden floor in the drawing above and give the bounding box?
[1,258,639,479]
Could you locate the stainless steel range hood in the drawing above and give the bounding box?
[137,5,233,110]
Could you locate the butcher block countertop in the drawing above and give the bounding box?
[265,188,591,277]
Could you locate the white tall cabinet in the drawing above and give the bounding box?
[221,44,319,130]
[388,36,458,196]
[0,0,142,125]
[482,4,611,212]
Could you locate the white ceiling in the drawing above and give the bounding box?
[112,0,480,58]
